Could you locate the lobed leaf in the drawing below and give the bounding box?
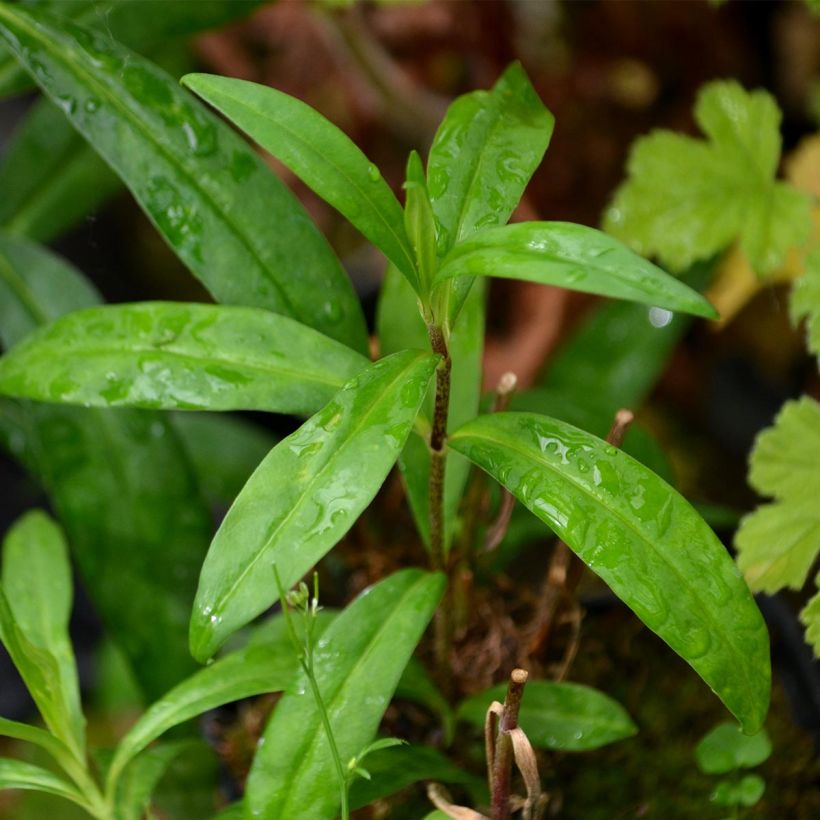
[800,579,820,655]
[694,722,771,775]
[182,72,418,287]
[2,511,84,756]
[458,680,637,751]
[0,3,368,352]
[190,350,439,661]
[0,302,368,414]
[449,412,771,733]
[791,246,820,357]
[605,81,812,276]
[435,222,718,319]
[246,569,445,819]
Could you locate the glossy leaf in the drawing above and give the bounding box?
[459,680,636,751]
[107,613,302,790]
[191,350,438,661]
[181,72,418,285]
[115,739,201,820]
[171,413,278,510]
[427,62,554,326]
[349,744,479,810]
[449,412,770,733]
[404,150,438,296]
[0,0,264,100]
[0,302,368,414]
[0,97,120,243]
[2,511,84,755]
[0,4,368,353]
[246,569,445,819]
[435,222,719,320]
[0,758,85,806]
[695,722,771,775]
[377,265,484,548]
[0,717,74,768]
[0,240,212,699]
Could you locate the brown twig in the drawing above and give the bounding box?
[490,669,529,820]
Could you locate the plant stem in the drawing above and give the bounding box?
[427,324,452,685]
[491,668,529,820]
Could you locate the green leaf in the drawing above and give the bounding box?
[395,657,455,744]
[246,568,445,819]
[0,717,74,768]
[695,721,771,775]
[107,613,302,791]
[427,62,554,326]
[349,744,479,810]
[457,680,636,751]
[736,398,820,592]
[0,758,86,807]
[0,1,264,100]
[0,239,213,699]
[0,302,369,414]
[0,233,101,350]
[0,3,368,353]
[605,80,812,276]
[791,246,820,357]
[710,773,766,808]
[2,511,84,756]
[171,413,278,510]
[0,97,120,243]
[190,350,438,661]
[377,265,485,549]
[449,412,771,733]
[181,71,418,286]
[800,578,820,655]
[435,222,719,319]
[404,150,438,297]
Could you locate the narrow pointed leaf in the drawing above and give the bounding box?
[246,569,445,819]
[0,97,120,243]
[435,222,719,319]
[182,72,419,286]
[0,239,212,699]
[2,511,84,755]
[0,717,74,767]
[107,616,303,791]
[0,302,368,414]
[349,744,480,810]
[404,151,437,296]
[0,4,368,353]
[191,350,439,661]
[449,412,770,733]
[0,758,86,806]
[458,680,636,751]
[428,62,554,326]
[377,265,484,548]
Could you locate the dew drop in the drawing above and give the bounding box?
[367,163,381,182]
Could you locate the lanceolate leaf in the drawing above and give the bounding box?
[0,4,368,353]
[181,72,419,286]
[435,222,719,320]
[246,569,445,819]
[0,239,212,699]
[0,302,369,414]
[0,758,86,807]
[2,511,84,755]
[457,680,637,751]
[190,350,439,661]
[427,62,554,326]
[449,413,770,733]
[0,97,120,243]
[107,617,302,791]
[404,151,437,296]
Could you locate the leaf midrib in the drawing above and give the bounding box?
[0,8,301,319]
[451,423,758,693]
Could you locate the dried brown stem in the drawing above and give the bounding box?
[491,668,529,820]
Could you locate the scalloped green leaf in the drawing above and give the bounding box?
[0,302,368,414]
[246,569,445,819]
[435,222,718,319]
[191,350,438,661]
[449,412,770,733]
[0,3,367,353]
